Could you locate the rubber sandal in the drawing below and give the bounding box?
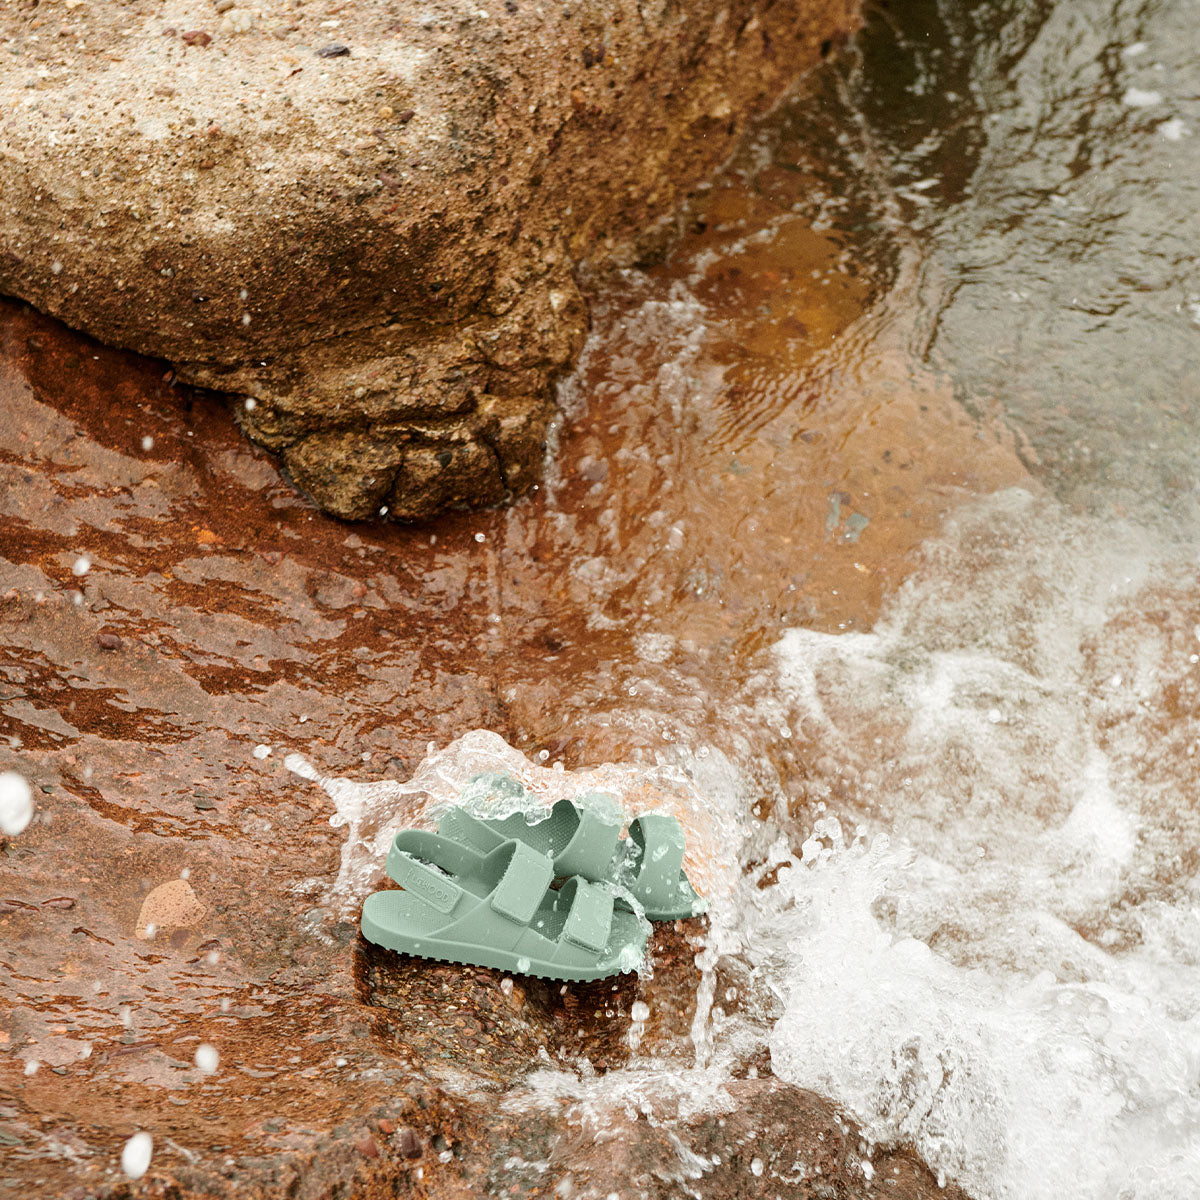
[361,830,648,981]
[437,793,706,921]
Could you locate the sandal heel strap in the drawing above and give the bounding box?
[390,852,461,914]
[628,814,686,904]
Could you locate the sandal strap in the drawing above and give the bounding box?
[387,830,480,890]
[628,815,686,906]
[554,799,622,880]
[559,878,614,953]
[389,851,462,915]
[491,840,555,924]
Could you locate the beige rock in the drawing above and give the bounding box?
[0,0,857,519]
[136,878,205,940]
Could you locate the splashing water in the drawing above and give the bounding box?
[0,770,32,836]
[747,492,1200,1199]
[121,1131,153,1180]
[287,731,746,917]
[291,0,1200,1193]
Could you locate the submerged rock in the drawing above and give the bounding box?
[0,0,857,519]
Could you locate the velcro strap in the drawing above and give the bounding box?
[561,880,614,953]
[391,853,460,915]
[629,815,686,902]
[554,805,622,880]
[491,841,555,924]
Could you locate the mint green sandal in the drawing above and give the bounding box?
[437,795,706,921]
[361,831,647,981]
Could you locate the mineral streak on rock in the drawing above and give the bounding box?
[0,0,858,519]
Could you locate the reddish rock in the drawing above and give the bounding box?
[0,96,1030,1189]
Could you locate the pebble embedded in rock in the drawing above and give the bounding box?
[136,878,205,940]
[317,43,350,57]
[181,30,213,46]
[96,630,123,651]
[214,0,235,10]
[395,1127,422,1158]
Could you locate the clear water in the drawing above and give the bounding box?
[301,0,1200,1195]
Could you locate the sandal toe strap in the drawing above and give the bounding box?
[560,879,614,953]
[491,840,555,924]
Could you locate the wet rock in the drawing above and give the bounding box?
[0,105,1024,1190]
[0,0,858,520]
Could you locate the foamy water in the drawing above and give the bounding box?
[753,491,1200,1198]
[297,484,1200,1198]
[292,0,1200,1188]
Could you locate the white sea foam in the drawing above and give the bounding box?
[304,486,1200,1198]
[750,489,1200,1199]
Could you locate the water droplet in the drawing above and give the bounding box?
[121,1132,153,1180]
[0,771,34,836]
[194,1044,219,1074]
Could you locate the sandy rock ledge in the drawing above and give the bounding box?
[0,0,857,519]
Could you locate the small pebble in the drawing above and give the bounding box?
[97,631,123,651]
[396,1127,422,1158]
[181,29,212,46]
[214,0,235,11]
[317,43,350,57]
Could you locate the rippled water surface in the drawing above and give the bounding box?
[3,0,1200,1196]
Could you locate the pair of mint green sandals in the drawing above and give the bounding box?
[361,789,705,981]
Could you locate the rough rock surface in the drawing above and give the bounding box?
[0,0,857,519]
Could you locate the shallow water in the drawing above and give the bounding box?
[312,1,1200,1196]
[3,0,1199,1195]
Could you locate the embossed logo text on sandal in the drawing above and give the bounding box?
[394,855,458,913]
